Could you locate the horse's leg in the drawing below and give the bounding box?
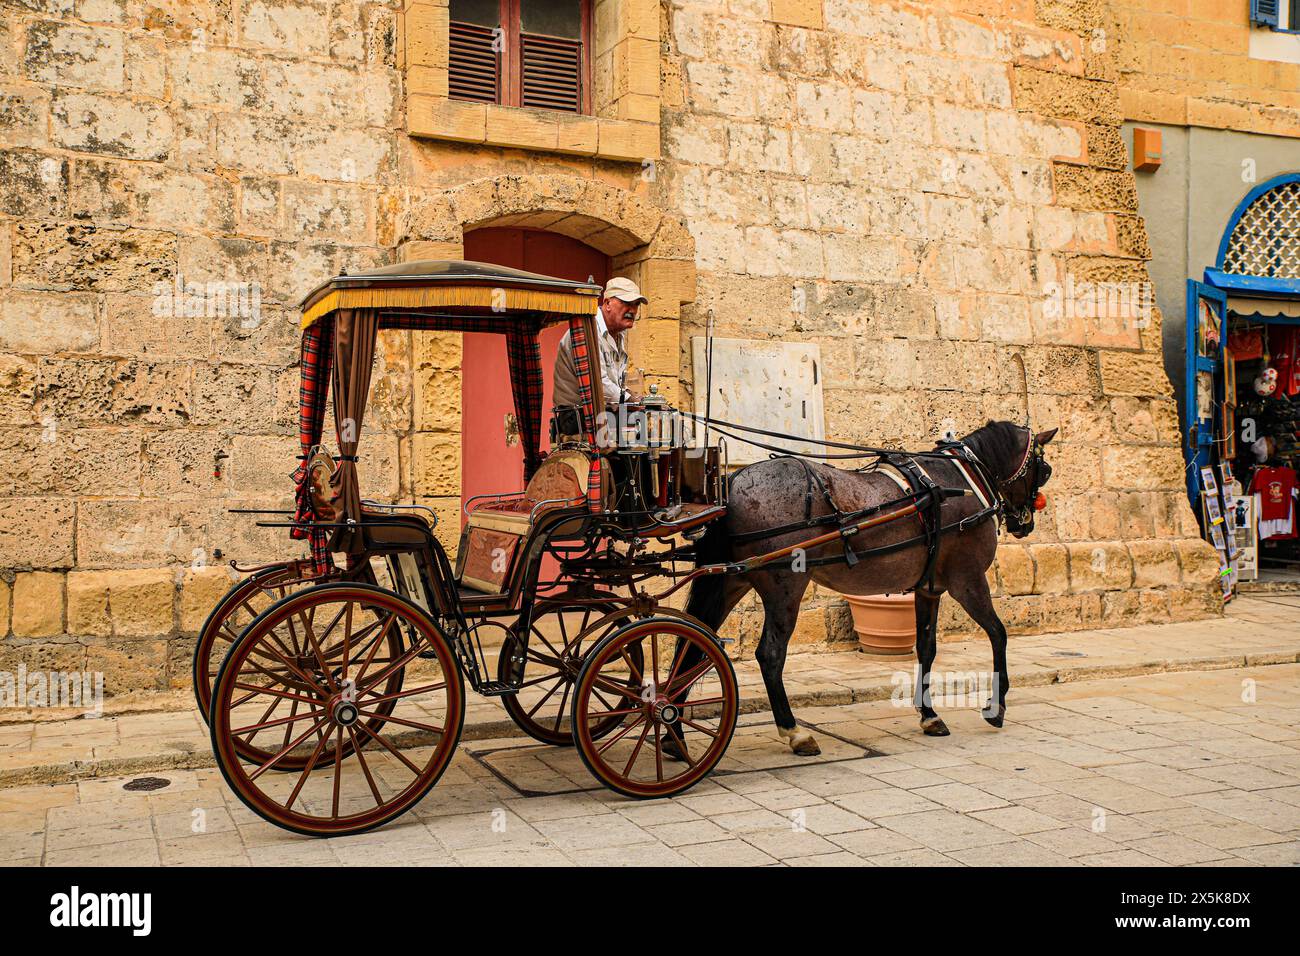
[947,573,1009,728]
[753,573,818,756]
[663,575,752,762]
[913,589,949,736]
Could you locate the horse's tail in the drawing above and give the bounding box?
[684,516,731,630]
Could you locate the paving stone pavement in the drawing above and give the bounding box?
[4,594,1300,788]
[4,662,1298,867]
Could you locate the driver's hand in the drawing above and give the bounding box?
[623,365,645,399]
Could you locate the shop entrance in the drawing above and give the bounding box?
[1185,174,1300,593]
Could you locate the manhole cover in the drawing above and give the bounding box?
[123,776,171,792]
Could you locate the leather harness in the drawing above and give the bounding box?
[725,436,1027,593]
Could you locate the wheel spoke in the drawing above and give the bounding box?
[525,675,565,718]
[232,681,323,708]
[590,674,643,702]
[622,719,651,777]
[284,725,333,807]
[354,720,423,776]
[596,712,646,756]
[232,704,326,737]
[680,717,717,739]
[653,719,664,783]
[347,725,384,806]
[361,682,447,706]
[553,679,571,732]
[356,709,444,735]
[666,658,714,699]
[331,725,344,819]
[249,715,330,781]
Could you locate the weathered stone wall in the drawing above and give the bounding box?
[657,0,1221,648]
[1113,0,1300,138]
[0,0,1223,697]
[0,0,407,693]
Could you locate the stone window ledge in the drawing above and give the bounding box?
[408,96,659,162]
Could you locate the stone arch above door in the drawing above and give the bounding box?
[400,173,697,403]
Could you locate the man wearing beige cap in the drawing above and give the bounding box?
[552,276,647,441]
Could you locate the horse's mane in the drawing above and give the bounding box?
[961,420,1024,483]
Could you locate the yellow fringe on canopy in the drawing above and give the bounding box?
[301,285,598,329]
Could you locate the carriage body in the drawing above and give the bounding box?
[200,261,738,836]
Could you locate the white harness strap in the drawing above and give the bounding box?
[942,449,993,509]
[875,461,923,495]
[876,454,991,510]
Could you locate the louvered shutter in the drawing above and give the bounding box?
[520,33,583,113]
[449,20,500,104]
[1251,0,1280,27]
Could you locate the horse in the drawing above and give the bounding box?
[680,420,1056,756]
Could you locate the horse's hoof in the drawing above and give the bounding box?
[662,735,689,762]
[982,700,1005,728]
[778,727,821,756]
[921,716,950,737]
[792,737,821,757]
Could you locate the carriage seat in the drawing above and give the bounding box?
[458,450,597,593]
[466,449,594,528]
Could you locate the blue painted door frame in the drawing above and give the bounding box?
[1184,280,1226,505]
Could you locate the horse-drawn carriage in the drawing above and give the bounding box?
[198,261,740,836]
[199,260,1056,838]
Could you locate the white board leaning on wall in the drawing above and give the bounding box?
[690,337,826,466]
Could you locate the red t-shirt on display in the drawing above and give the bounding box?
[1250,466,1298,522]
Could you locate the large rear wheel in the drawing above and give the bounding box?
[571,617,737,799]
[192,563,309,723]
[210,583,464,837]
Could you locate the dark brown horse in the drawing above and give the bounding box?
[682,421,1056,756]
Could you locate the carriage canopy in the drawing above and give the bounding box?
[294,260,607,566]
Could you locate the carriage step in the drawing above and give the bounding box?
[475,681,519,697]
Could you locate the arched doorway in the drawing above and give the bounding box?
[460,227,609,517]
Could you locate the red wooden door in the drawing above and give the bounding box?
[460,228,608,520]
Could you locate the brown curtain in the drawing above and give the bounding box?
[328,307,379,554]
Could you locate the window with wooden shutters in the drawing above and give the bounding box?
[1251,0,1281,28]
[448,0,591,114]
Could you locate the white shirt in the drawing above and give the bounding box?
[552,308,628,410]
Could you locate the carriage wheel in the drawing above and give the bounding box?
[497,595,639,746]
[192,563,308,723]
[571,617,737,799]
[210,583,463,837]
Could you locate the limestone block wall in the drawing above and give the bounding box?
[657,0,1222,648]
[0,0,410,694]
[0,0,1226,697]
[1113,0,1300,137]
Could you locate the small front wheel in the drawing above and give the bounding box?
[570,617,737,799]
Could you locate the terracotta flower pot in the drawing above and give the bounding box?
[844,593,916,656]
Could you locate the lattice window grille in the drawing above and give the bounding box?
[1221,180,1300,279]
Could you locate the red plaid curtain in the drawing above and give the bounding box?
[291,317,335,573]
[566,314,603,512]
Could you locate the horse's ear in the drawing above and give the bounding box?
[1035,427,1059,445]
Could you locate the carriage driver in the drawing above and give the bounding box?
[551,276,647,444]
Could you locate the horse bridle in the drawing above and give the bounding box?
[995,426,1045,529]
[944,425,1044,532]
